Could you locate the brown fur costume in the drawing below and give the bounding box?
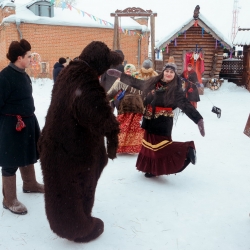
[38,41,121,243]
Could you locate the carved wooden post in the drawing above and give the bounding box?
[242,45,250,90]
[247,46,250,91]
[113,15,120,50]
[111,7,157,64]
[150,14,155,69]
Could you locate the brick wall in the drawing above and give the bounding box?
[0,20,149,78]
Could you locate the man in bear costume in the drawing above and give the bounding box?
[38,41,122,243]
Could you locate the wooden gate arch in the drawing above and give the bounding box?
[111,7,157,67]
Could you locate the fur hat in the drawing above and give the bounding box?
[59,57,67,64]
[163,56,177,72]
[6,39,31,63]
[142,59,153,69]
[124,64,136,74]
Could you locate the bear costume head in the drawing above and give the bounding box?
[78,41,123,76]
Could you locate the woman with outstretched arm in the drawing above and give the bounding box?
[107,57,205,178]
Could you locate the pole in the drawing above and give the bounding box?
[113,15,120,50]
[150,14,155,69]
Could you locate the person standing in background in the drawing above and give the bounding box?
[53,57,67,83]
[181,63,200,109]
[136,59,158,80]
[107,64,144,154]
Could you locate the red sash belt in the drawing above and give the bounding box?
[144,105,173,119]
[147,105,172,113]
[3,114,33,131]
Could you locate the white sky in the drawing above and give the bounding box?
[14,0,250,42]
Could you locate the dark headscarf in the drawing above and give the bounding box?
[142,71,181,108]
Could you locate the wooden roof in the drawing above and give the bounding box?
[156,11,232,51]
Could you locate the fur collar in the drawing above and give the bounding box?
[140,67,154,74]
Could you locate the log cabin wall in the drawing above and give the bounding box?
[160,26,224,83]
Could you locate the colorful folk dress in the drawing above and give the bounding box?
[107,80,144,153]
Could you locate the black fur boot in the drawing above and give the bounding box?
[187,147,196,165]
[144,173,156,178]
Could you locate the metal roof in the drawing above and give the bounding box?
[233,29,250,46]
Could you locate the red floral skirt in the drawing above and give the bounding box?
[136,131,195,175]
[117,113,144,154]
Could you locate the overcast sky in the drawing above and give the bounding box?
[15,0,250,42]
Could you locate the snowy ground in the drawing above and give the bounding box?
[1,79,250,250]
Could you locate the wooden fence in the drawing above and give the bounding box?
[219,57,243,85]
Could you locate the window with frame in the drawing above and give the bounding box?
[27,1,54,18]
[40,62,49,73]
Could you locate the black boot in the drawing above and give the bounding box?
[145,173,156,178]
[187,147,196,165]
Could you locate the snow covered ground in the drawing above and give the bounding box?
[1,78,250,250]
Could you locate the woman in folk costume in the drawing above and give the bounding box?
[107,64,144,154]
[136,59,158,80]
[181,63,200,109]
[107,57,205,178]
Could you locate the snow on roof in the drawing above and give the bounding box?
[0,0,15,8]
[1,1,149,32]
[233,29,250,46]
[156,13,232,50]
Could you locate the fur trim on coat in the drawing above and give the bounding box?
[137,67,158,80]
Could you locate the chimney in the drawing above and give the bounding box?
[0,1,16,22]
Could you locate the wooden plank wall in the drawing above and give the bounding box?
[242,45,250,91]
[160,26,224,82]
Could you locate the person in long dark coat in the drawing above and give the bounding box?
[107,57,205,178]
[38,41,122,243]
[181,63,200,109]
[0,39,44,216]
[53,57,67,82]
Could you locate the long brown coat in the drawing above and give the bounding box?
[38,41,121,243]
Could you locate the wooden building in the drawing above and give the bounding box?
[233,28,250,91]
[155,6,232,85]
